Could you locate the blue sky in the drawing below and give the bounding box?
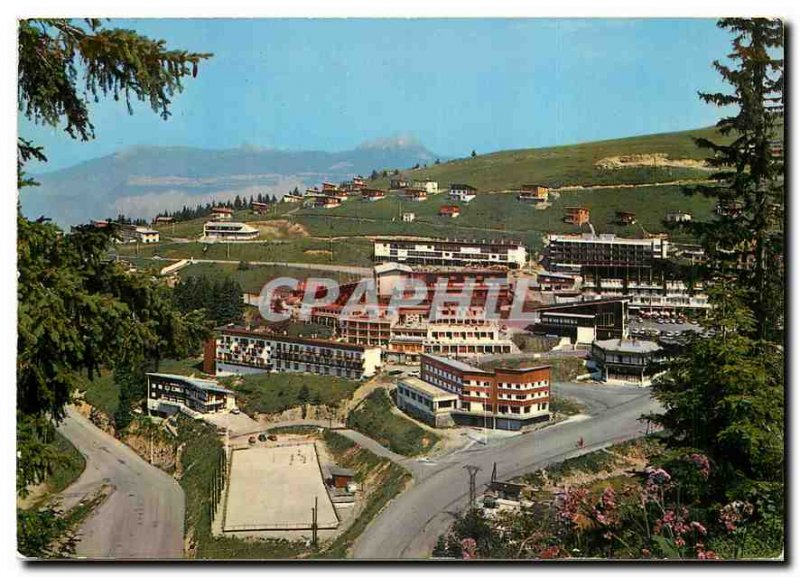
[19,18,732,171]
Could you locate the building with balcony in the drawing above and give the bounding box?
[374,237,527,269]
[438,204,461,218]
[413,179,439,194]
[361,188,386,201]
[211,207,234,221]
[527,298,629,345]
[590,338,666,386]
[418,354,551,430]
[517,184,549,203]
[402,188,428,202]
[203,221,259,241]
[146,373,236,416]
[449,184,478,203]
[119,225,160,244]
[210,327,382,380]
[565,206,590,225]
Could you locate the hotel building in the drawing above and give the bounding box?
[209,326,382,380]
[374,238,527,269]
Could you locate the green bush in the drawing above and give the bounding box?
[346,389,439,457]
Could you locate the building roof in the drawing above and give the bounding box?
[212,207,234,213]
[439,205,461,214]
[450,184,477,191]
[374,262,413,275]
[204,222,258,232]
[147,373,233,395]
[422,353,492,375]
[398,377,460,400]
[218,326,380,353]
[593,338,662,354]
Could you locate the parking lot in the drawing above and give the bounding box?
[629,315,702,339]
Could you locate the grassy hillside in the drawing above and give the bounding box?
[113,237,373,267]
[367,126,729,191]
[176,262,362,293]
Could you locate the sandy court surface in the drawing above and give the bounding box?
[224,443,338,531]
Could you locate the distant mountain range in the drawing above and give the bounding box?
[21,137,440,226]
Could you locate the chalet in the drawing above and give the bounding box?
[403,188,428,202]
[438,204,461,218]
[449,184,477,203]
[211,207,234,221]
[305,194,342,209]
[665,211,692,223]
[251,201,271,215]
[321,182,339,192]
[119,225,160,244]
[361,188,386,201]
[402,212,416,222]
[327,466,355,489]
[518,184,549,203]
[153,216,174,225]
[564,206,590,226]
[282,192,304,203]
[352,175,366,189]
[413,179,439,194]
[390,176,409,190]
[715,200,744,218]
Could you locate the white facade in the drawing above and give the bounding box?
[414,180,439,194]
[373,238,527,269]
[203,221,259,241]
[214,329,382,380]
[449,189,477,203]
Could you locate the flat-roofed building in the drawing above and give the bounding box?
[528,298,629,344]
[396,377,459,427]
[419,353,551,430]
[146,373,236,416]
[374,237,527,269]
[211,326,382,380]
[203,221,259,241]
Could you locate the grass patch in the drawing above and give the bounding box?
[346,389,439,457]
[315,430,411,559]
[478,355,586,382]
[512,334,559,353]
[549,396,585,417]
[46,433,86,494]
[113,237,373,267]
[228,372,360,416]
[266,425,322,435]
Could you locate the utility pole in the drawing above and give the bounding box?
[311,496,319,548]
[463,465,481,510]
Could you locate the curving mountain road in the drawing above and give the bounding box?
[351,383,660,559]
[57,406,185,560]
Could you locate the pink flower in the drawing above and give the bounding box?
[690,521,707,535]
[601,486,617,509]
[460,538,477,560]
[687,453,711,479]
[674,537,686,548]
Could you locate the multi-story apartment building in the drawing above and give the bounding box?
[374,238,527,269]
[415,353,551,430]
[528,298,629,345]
[544,233,707,312]
[203,221,259,241]
[146,373,236,416]
[209,327,382,380]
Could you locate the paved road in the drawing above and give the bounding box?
[351,383,660,559]
[57,407,185,560]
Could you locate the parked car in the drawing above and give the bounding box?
[258,433,267,442]
[231,408,240,414]
[268,434,278,441]
[248,436,256,445]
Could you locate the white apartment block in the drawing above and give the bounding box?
[203,221,259,241]
[373,238,527,269]
[212,327,382,380]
